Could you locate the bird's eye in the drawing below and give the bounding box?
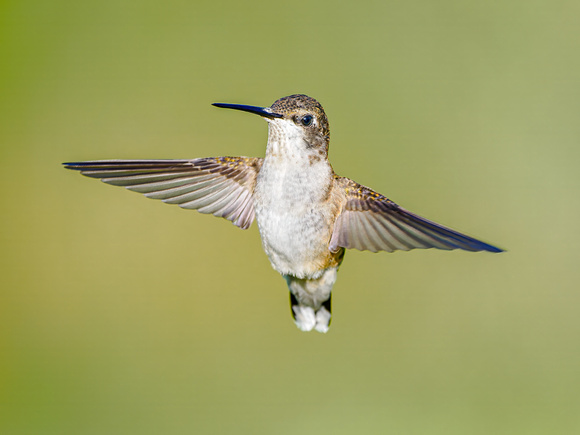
[301,115,313,126]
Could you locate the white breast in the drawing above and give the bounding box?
[253,120,335,279]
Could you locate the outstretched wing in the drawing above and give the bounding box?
[64,157,262,229]
[329,177,502,253]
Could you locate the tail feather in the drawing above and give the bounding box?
[285,267,338,333]
[290,292,332,333]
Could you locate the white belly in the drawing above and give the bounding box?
[254,158,334,279]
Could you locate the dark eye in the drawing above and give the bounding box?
[301,115,313,126]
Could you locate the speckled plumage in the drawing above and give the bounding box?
[64,94,502,333]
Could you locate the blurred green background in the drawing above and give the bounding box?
[1,1,579,434]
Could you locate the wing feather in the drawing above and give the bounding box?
[64,157,262,230]
[162,177,231,205]
[330,177,503,253]
[128,177,213,194]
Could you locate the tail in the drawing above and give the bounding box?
[290,292,332,333]
[284,267,338,333]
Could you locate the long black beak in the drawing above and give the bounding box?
[212,103,283,119]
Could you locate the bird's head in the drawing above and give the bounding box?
[213,94,330,157]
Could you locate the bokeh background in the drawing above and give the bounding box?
[1,1,579,434]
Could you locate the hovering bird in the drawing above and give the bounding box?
[64,94,502,333]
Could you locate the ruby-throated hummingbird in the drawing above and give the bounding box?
[64,94,502,333]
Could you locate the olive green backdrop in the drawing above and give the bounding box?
[1,1,578,434]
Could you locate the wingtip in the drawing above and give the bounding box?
[468,238,504,253]
[484,244,505,253]
[63,162,80,170]
[63,161,97,171]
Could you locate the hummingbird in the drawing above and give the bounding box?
[64,94,502,333]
